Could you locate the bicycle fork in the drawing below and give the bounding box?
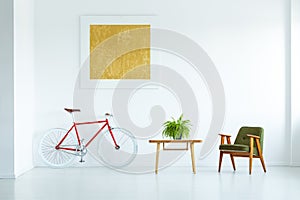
[107,124,120,150]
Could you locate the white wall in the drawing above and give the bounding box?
[0,0,15,178]
[34,0,290,167]
[0,0,35,178]
[14,0,35,176]
[291,0,300,165]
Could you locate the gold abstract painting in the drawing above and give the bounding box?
[90,24,150,79]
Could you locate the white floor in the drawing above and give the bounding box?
[0,166,299,200]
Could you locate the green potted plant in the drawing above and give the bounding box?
[162,114,192,140]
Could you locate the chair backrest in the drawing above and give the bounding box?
[234,127,264,152]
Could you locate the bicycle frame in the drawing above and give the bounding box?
[55,118,119,151]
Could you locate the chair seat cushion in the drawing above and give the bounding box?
[219,144,249,152]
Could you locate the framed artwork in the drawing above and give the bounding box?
[80,16,158,88]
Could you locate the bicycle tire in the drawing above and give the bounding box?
[97,128,138,168]
[39,128,76,167]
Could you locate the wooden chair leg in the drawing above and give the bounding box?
[255,138,267,173]
[259,156,267,172]
[249,138,254,175]
[249,155,253,175]
[218,152,223,172]
[230,154,236,171]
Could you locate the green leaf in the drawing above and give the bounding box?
[161,113,192,139]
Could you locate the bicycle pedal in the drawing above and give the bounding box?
[79,159,85,163]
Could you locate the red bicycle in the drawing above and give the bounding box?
[39,108,137,168]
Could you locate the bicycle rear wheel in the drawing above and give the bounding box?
[39,128,76,167]
[97,128,137,168]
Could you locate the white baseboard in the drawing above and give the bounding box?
[290,162,300,166]
[266,162,290,166]
[196,160,291,167]
[0,165,34,179]
[0,173,15,179]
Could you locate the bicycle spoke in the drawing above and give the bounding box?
[39,129,76,167]
[119,136,130,146]
[96,128,137,168]
[118,134,125,143]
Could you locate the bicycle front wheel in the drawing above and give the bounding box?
[39,128,76,168]
[97,128,137,168]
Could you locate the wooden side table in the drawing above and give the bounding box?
[149,139,203,174]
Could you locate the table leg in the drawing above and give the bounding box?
[155,143,161,174]
[190,142,196,174]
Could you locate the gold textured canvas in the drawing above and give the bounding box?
[90,25,150,79]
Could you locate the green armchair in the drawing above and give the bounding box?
[218,126,266,174]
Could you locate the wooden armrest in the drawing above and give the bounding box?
[219,133,232,145]
[219,133,231,137]
[247,134,260,139]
